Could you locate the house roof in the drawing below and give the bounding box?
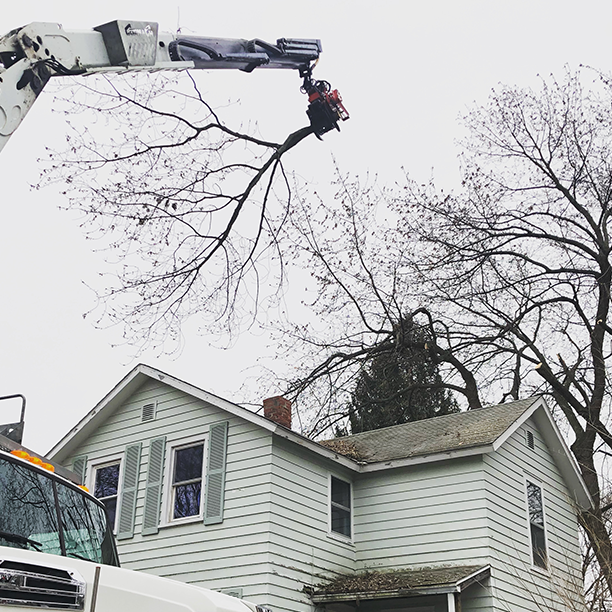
[311,565,491,601]
[319,398,539,462]
[47,364,592,509]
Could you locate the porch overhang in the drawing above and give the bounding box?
[311,565,491,603]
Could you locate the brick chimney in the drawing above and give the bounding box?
[263,396,292,429]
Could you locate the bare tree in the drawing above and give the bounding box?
[39,72,315,351]
[276,68,612,595]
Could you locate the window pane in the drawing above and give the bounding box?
[103,497,118,529]
[531,524,547,568]
[174,445,204,484]
[331,477,351,509]
[173,483,202,519]
[94,464,120,498]
[527,482,544,526]
[332,507,351,537]
[0,458,61,556]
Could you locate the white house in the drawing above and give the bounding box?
[48,364,591,612]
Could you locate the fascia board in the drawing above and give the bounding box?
[490,396,542,452]
[531,405,593,510]
[358,445,493,473]
[456,565,491,592]
[311,585,457,602]
[47,363,280,463]
[136,364,278,433]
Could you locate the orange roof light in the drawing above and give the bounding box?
[10,449,55,472]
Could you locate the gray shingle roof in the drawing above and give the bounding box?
[320,397,539,463]
[312,565,490,600]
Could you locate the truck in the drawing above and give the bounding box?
[0,19,347,611]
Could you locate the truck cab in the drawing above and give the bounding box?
[0,431,265,612]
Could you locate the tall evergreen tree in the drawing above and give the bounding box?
[347,318,458,433]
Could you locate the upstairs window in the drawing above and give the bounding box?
[92,461,121,530]
[171,443,205,520]
[331,476,351,538]
[526,480,547,569]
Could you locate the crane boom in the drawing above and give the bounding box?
[0,20,347,153]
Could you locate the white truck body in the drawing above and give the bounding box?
[1,546,260,612]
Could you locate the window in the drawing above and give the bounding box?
[92,461,121,530]
[331,476,351,538]
[170,442,205,520]
[526,480,547,569]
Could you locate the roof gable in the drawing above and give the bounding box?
[47,364,357,471]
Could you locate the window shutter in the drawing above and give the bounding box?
[142,436,166,536]
[72,455,88,486]
[204,421,228,525]
[117,443,142,540]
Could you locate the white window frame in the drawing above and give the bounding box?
[87,454,123,533]
[524,476,549,572]
[161,435,207,527]
[328,474,353,542]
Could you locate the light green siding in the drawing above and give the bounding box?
[352,457,493,611]
[266,437,356,612]
[354,457,489,568]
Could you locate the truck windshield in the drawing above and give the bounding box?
[0,454,119,566]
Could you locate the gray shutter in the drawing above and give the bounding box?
[142,436,166,536]
[204,421,228,525]
[117,443,142,540]
[72,455,88,486]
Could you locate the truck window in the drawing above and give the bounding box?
[0,458,62,556]
[56,480,117,564]
[0,455,119,566]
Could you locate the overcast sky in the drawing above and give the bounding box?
[2,0,611,452]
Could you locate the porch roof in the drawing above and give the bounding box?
[311,565,491,601]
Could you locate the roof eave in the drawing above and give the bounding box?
[311,585,458,602]
[456,565,491,592]
[359,445,494,473]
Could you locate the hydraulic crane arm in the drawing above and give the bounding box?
[0,20,348,153]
